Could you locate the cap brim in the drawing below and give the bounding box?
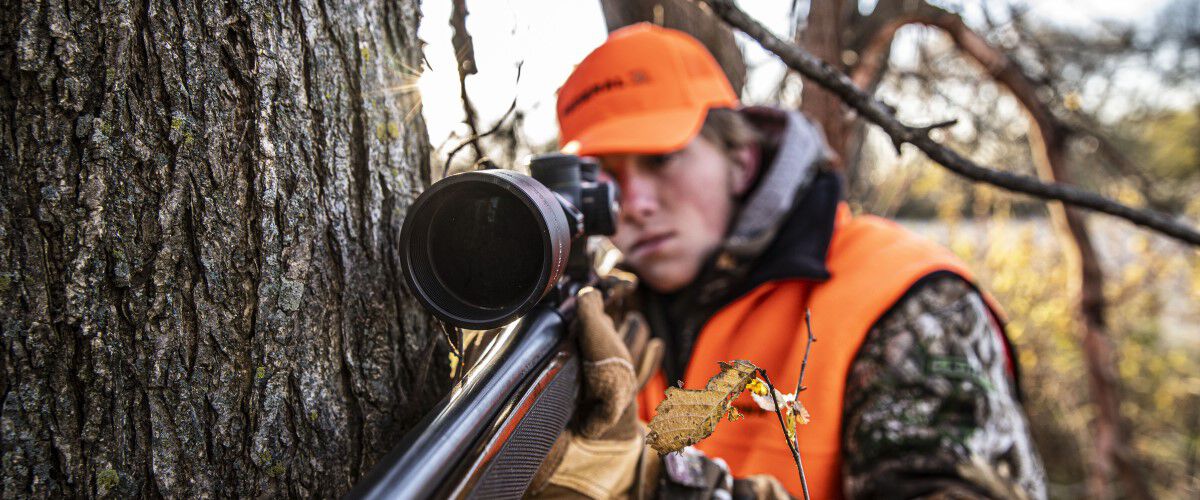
[563,107,707,157]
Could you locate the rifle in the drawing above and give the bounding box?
[347,154,621,499]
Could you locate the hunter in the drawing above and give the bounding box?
[528,23,1047,500]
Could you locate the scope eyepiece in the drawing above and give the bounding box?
[580,182,618,236]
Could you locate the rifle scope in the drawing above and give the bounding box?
[400,154,618,329]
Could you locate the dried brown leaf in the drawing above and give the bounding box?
[645,360,758,455]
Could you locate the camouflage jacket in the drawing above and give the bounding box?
[840,273,1046,499]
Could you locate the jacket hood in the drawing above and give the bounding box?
[686,106,840,307]
[726,107,830,260]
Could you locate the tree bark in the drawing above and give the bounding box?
[798,0,850,168]
[1,0,449,497]
[600,0,747,95]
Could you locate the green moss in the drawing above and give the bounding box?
[0,274,13,294]
[257,449,285,477]
[360,46,371,62]
[171,116,185,132]
[376,121,401,141]
[256,366,266,380]
[97,468,119,490]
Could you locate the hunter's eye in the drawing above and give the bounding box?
[643,152,678,170]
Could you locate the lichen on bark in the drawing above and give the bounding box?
[0,0,449,496]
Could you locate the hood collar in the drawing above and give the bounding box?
[687,107,839,306]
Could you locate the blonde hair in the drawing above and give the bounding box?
[698,108,760,158]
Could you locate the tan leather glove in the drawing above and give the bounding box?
[526,287,662,499]
[526,285,787,499]
[597,272,664,408]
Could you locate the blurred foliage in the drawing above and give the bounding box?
[1133,106,1200,182]
[866,174,1200,498]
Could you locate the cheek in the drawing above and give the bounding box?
[673,168,735,244]
[609,149,737,291]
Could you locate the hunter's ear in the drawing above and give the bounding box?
[729,144,759,197]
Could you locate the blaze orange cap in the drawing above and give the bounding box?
[557,23,739,156]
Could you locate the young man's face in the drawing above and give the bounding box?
[599,135,751,293]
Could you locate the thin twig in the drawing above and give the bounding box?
[450,0,484,168]
[795,309,816,395]
[702,0,1200,247]
[442,89,520,177]
[442,62,524,178]
[759,369,810,500]
[891,118,959,154]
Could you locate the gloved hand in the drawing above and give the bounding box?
[525,284,791,500]
[526,286,662,499]
[601,273,665,395]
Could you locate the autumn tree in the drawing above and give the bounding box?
[1,0,449,496]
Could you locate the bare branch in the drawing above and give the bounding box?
[759,369,810,500]
[702,0,1200,246]
[451,0,484,165]
[795,309,816,395]
[890,118,959,154]
[442,63,523,178]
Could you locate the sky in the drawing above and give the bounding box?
[416,0,1176,152]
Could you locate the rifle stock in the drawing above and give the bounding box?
[348,303,580,500]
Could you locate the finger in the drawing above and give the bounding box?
[619,313,650,361]
[599,270,638,299]
[575,288,632,364]
[598,272,638,317]
[575,288,637,438]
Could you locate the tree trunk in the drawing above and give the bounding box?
[798,0,850,168]
[0,0,449,497]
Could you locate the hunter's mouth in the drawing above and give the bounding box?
[630,231,674,258]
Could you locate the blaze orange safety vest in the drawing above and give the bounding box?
[637,204,1005,498]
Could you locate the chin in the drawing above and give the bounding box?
[638,264,699,294]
